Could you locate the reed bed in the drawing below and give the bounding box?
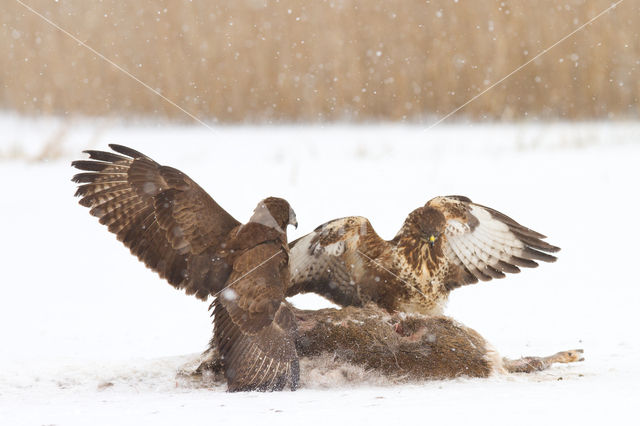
[1,0,638,122]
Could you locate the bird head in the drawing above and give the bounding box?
[251,197,298,233]
[401,206,445,250]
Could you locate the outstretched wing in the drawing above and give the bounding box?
[214,243,299,392]
[287,216,387,306]
[71,144,241,300]
[428,195,560,290]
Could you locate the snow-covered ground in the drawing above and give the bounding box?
[1,116,639,425]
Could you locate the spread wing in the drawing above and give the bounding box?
[287,216,386,306]
[71,144,241,300]
[428,195,560,290]
[214,243,299,392]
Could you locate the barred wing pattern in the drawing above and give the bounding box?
[288,217,380,306]
[214,243,299,392]
[427,196,560,289]
[287,196,559,313]
[71,144,241,299]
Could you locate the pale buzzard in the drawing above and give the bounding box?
[288,196,559,314]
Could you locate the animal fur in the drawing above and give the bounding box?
[192,303,583,385]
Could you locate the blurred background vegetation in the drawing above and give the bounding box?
[1,0,639,123]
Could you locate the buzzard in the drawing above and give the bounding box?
[287,196,559,314]
[72,144,299,392]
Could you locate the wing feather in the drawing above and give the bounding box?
[214,243,298,392]
[428,196,560,291]
[72,144,241,300]
[448,234,493,281]
[288,216,382,306]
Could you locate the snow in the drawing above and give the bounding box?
[1,116,639,425]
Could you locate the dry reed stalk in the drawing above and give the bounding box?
[1,0,638,122]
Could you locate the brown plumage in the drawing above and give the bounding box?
[72,144,299,391]
[288,195,560,314]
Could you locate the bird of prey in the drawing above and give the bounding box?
[287,196,559,315]
[72,144,299,392]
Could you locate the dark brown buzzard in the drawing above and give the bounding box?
[72,144,299,392]
[287,196,559,314]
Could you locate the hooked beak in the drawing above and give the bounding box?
[289,208,298,229]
